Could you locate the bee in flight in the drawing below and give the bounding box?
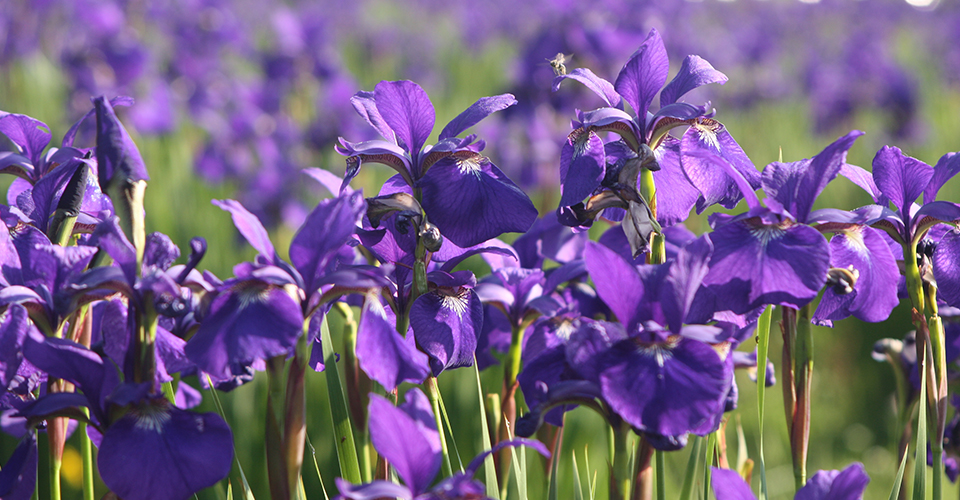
[547,52,572,76]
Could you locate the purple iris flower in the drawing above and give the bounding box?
[335,388,548,500]
[518,238,735,445]
[701,131,871,316]
[184,189,387,384]
[336,79,537,248]
[711,463,868,500]
[552,28,759,235]
[19,326,233,500]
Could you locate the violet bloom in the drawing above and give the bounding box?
[337,79,537,248]
[19,326,232,500]
[701,131,872,316]
[711,463,868,500]
[335,388,548,500]
[552,28,758,242]
[184,189,387,384]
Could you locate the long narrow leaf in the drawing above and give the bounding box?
[548,423,564,500]
[320,318,362,483]
[572,450,585,500]
[912,359,927,500]
[756,305,773,500]
[890,446,910,500]
[679,436,702,500]
[306,433,329,500]
[507,420,528,500]
[206,376,256,500]
[435,384,464,471]
[473,360,500,499]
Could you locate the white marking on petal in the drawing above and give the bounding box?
[696,124,721,152]
[456,157,483,179]
[134,405,172,433]
[635,336,680,368]
[749,225,786,248]
[842,226,869,256]
[438,288,470,319]
[237,283,271,309]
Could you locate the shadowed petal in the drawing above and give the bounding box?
[584,241,643,329]
[0,432,37,500]
[598,336,729,436]
[184,282,303,380]
[559,128,606,207]
[710,467,756,500]
[925,152,960,202]
[356,297,429,391]
[419,156,537,248]
[410,282,482,376]
[814,226,899,324]
[935,228,960,308]
[367,389,440,496]
[705,218,830,313]
[98,401,233,500]
[335,478,412,500]
[212,200,275,263]
[651,137,700,226]
[94,96,148,188]
[795,462,869,500]
[290,190,366,293]
[0,113,50,167]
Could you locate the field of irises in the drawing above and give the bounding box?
[3,1,960,499]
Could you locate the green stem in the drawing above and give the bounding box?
[792,304,813,490]
[266,355,290,500]
[336,302,371,483]
[49,454,61,500]
[611,425,633,500]
[655,450,665,500]
[639,168,665,265]
[756,305,774,500]
[80,420,94,500]
[283,335,309,496]
[425,375,454,478]
[319,318,362,484]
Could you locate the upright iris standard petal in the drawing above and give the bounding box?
[289,190,366,293]
[184,281,303,380]
[356,297,429,391]
[614,28,669,119]
[583,241,643,329]
[439,94,517,140]
[212,200,276,263]
[924,152,960,202]
[93,96,149,188]
[872,145,933,218]
[373,80,435,158]
[0,114,51,167]
[410,273,483,376]
[659,55,728,108]
[552,68,623,109]
[596,336,730,437]
[935,229,960,308]
[418,155,537,248]
[349,91,397,144]
[559,127,606,207]
[705,218,830,313]
[660,236,713,333]
[761,131,863,223]
[367,389,441,496]
[814,226,899,325]
[98,401,233,500]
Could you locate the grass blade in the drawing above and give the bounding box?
[890,446,910,500]
[206,376,256,500]
[755,305,773,500]
[319,317,362,484]
[572,450,585,500]
[912,356,927,500]
[548,423,564,500]
[679,436,702,500]
[473,360,500,499]
[435,383,464,471]
[305,433,329,500]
